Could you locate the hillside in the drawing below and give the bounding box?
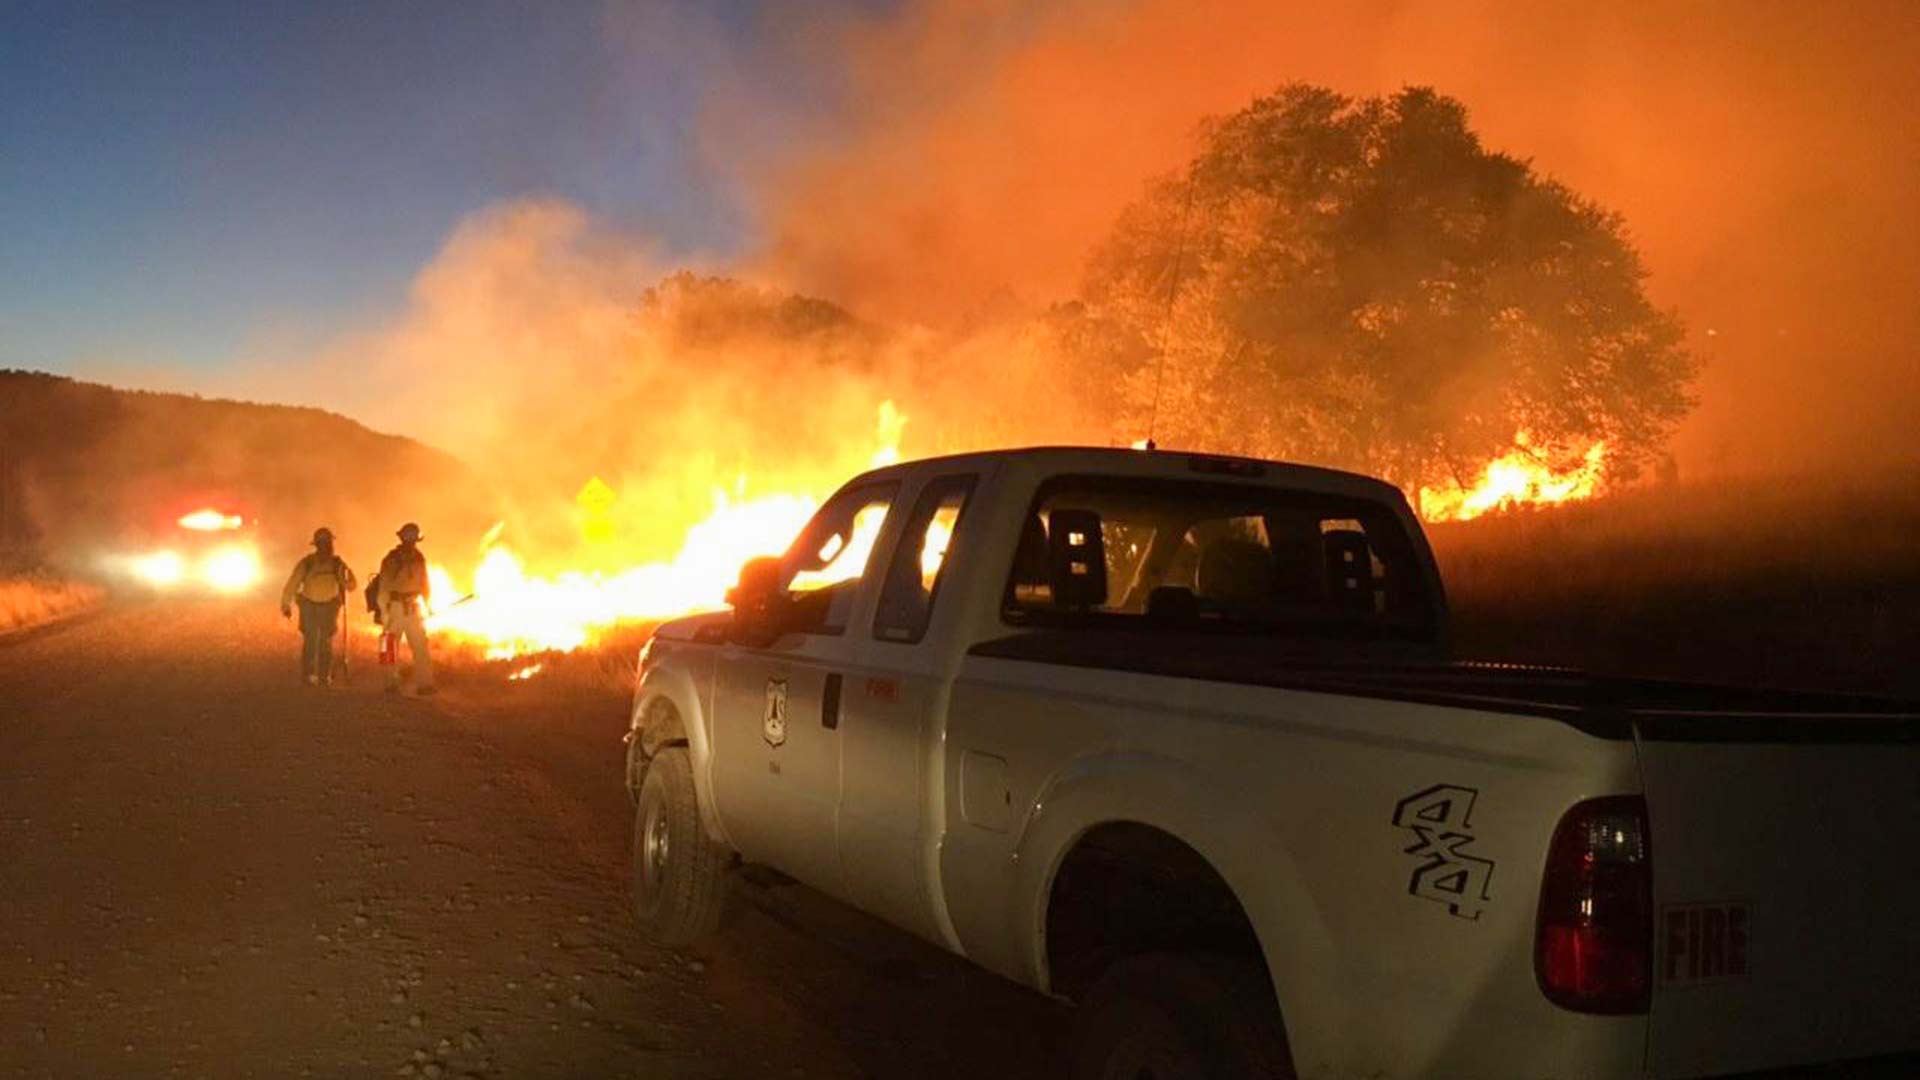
[0,370,500,570]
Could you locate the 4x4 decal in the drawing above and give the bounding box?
[1392,784,1494,920]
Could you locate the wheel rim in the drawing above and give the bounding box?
[642,800,671,893]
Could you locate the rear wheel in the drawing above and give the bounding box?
[1072,953,1294,1080]
[631,747,729,946]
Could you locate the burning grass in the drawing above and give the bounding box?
[364,621,656,701]
[412,400,913,662]
[0,570,105,637]
[1432,467,1920,699]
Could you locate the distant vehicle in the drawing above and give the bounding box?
[115,505,263,593]
[623,447,1920,1079]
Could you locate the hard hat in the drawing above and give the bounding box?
[396,522,423,542]
[311,527,334,545]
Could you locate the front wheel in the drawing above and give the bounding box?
[1072,953,1294,1080]
[631,747,730,947]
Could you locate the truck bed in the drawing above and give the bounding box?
[969,630,1920,742]
[972,629,1920,1075]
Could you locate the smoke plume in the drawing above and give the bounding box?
[742,0,1920,477]
[221,199,1106,571]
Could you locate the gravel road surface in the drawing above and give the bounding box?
[0,598,1064,1078]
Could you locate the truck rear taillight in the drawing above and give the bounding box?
[1535,795,1652,1014]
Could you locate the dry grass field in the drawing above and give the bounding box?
[0,566,103,637]
[1429,468,1920,699]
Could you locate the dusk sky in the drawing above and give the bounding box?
[0,0,858,372]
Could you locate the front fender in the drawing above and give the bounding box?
[629,658,731,849]
[1008,750,1341,1046]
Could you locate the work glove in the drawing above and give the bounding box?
[281,605,292,619]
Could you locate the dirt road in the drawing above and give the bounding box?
[0,599,1063,1078]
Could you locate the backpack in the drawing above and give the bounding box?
[299,554,346,601]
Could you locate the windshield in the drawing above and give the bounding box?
[1003,476,1435,640]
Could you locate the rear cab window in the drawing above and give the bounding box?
[1003,475,1435,641]
[873,474,978,643]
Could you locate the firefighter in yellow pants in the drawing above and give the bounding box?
[376,522,435,697]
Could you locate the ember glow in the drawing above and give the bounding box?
[1418,434,1608,522]
[418,402,908,660]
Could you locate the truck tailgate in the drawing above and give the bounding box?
[1637,713,1920,1078]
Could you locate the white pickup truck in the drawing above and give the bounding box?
[623,447,1919,1079]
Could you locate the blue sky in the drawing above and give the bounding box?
[0,1,857,372]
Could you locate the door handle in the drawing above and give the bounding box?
[822,672,843,730]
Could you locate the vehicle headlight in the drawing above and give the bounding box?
[131,550,187,588]
[202,545,263,593]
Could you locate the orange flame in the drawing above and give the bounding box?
[420,401,907,661]
[416,408,1610,665]
[1419,433,1607,521]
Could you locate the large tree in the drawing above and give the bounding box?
[1079,84,1693,492]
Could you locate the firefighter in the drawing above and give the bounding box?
[377,522,435,696]
[280,527,357,687]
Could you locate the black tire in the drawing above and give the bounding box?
[1072,953,1295,1080]
[631,747,730,947]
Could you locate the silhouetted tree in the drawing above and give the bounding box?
[1079,84,1694,491]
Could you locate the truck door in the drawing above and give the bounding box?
[708,480,899,899]
[836,473,978,942]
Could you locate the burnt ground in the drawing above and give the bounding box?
[0,598,1065,1079]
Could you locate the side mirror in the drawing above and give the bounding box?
[727,556,782,608]
[726,556,787,645]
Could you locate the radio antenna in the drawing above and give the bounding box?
[1144,168,1200,449]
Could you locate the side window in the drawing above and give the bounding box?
[873,475,976,643]
[782,481,898,635]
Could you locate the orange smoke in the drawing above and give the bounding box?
[745,0,1920,477]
